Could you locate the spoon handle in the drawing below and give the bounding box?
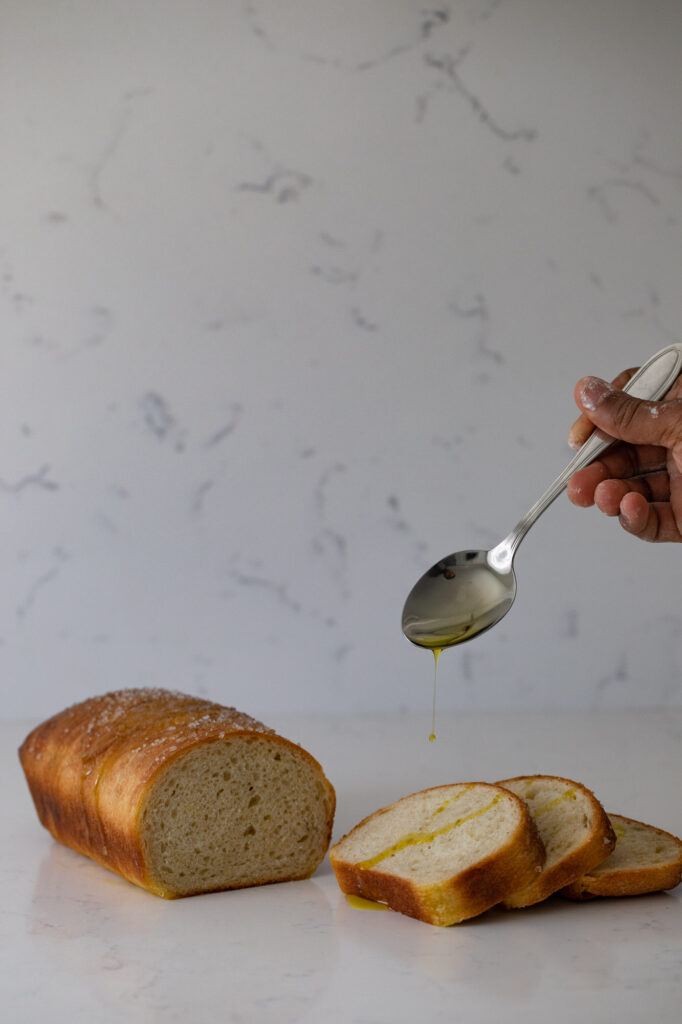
[489,343,682,571]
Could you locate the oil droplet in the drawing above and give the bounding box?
[430,647,442,742]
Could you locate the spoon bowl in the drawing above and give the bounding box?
[402,344,682,652]
[402,550,516,649]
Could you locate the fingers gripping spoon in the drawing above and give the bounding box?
[402,344,682,655]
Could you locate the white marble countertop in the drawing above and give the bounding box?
[4,708,681,1023]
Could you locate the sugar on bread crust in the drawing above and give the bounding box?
[19,688,336,898]
[329,782,546,926]
[496,775,616,908]
[561,813,682,900]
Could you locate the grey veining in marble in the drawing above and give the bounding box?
[2,1,682,716]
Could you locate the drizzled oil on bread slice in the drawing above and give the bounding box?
[561,813,682,900]
[496,775,615,908]
[330,783,545,926]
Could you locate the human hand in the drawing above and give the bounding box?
[567,368,682,542]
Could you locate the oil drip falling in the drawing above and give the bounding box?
[429,647,442,742]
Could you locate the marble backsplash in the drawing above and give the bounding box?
[3,0,682,717]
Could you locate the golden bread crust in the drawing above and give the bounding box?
[19,688,335,897]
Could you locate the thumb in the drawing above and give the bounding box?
[575,376,682,451]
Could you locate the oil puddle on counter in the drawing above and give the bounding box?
[345,894,389,912]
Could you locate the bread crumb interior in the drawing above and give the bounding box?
[592,816,681,873]
[141,737,329,895]
[335,785,519,882]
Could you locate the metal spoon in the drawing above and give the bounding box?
[402,343,682,651]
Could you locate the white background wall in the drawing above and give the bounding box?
[3,0,682,719]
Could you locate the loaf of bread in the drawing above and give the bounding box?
[496,775,615,908]
[329,782,545,926]
[561,813,682,900]
[19,688,336,898]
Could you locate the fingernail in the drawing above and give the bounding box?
[567,432,581,450]
[579,376,612,411]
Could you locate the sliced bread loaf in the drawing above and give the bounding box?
[19,688,336,898]
[561,813,682,900]
[329,782,545,926]
[496,775,616,908]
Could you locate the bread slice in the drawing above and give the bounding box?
[496,775,616,908]
[561,813,682,900]
[19,688,336,898]
[329,782,545,926]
